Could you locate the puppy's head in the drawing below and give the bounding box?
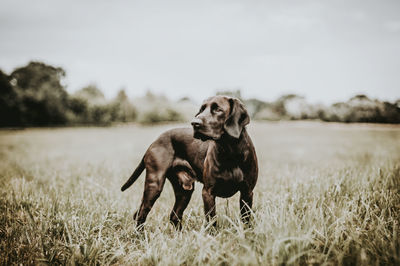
[191,95,249,140]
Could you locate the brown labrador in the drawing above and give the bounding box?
[121,96,258,228]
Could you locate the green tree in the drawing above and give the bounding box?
[70,84,112,124]
[109,89,137,122]
[10,61,68,125]
[0,70,21,126]
[73,84,105,105]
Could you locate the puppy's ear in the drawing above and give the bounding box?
[224,98,250,138]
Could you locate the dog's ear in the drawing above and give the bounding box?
[224,98,250,139]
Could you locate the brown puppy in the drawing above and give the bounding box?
[121,96,258,228]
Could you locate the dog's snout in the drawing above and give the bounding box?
[191,118,203,128]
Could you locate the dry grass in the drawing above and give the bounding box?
[0,122,399,265]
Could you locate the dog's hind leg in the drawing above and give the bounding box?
[134,148,172,228]
[135,171,166,227]
[168,174,194,229]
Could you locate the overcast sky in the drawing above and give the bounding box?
[1,0,399,103]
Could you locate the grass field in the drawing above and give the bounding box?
[1,122,399,265]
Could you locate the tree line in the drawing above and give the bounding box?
[1,61,399,127]
[220,90,400,124]
[0,61,185,127]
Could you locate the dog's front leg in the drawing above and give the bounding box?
[202,187,216,226]
[240,189,253,224]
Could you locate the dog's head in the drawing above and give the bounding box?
[191,95,250,140]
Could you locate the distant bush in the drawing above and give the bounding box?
[135,91,185,124]
[67,84,109,124]
[108,90,137,122]
[67,96,88,121]
[139,108,183,124]
[244,98,270,119]
[322,95,400,123]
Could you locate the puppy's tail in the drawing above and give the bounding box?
[121,158,145,191]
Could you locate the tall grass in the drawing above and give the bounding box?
[0,122,399,265]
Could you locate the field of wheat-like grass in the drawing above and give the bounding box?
[0,122,399,265]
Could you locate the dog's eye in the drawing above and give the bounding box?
[211,103,219,112]
[211,103,223,113]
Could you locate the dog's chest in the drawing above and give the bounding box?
[209,166,244,198]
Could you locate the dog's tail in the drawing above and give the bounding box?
[121,157,145,191]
